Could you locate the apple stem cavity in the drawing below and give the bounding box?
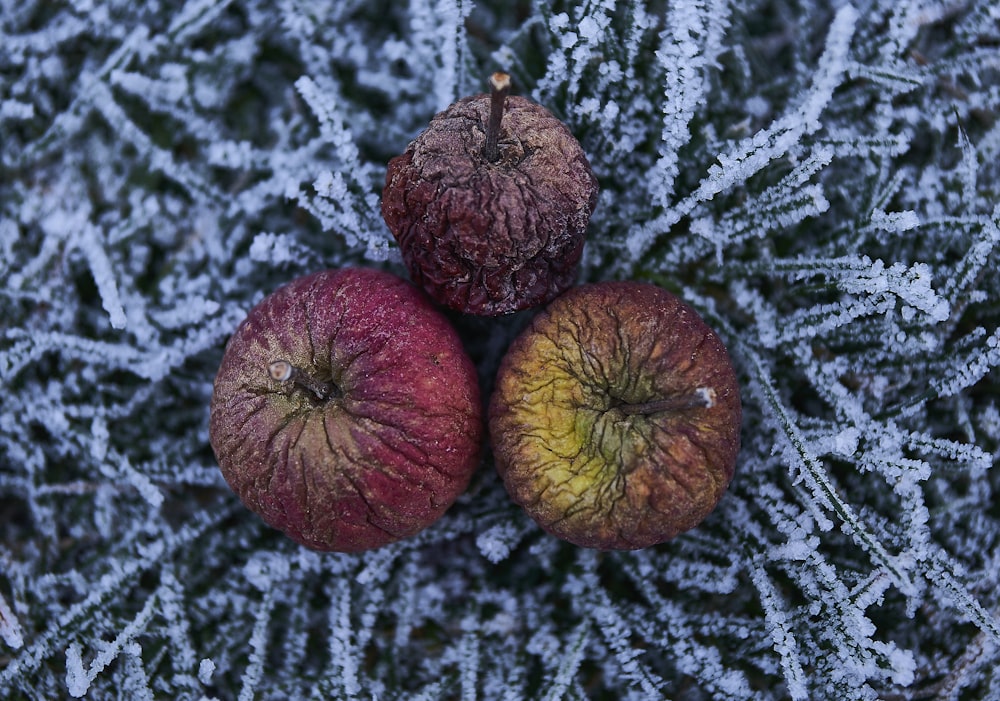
[619,387,716,416]
[483,71,511,163]
[268,359,339,402]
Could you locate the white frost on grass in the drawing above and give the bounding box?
[0,592,24,650]
[651,0,725,205]
[623,4,859,269]
[749,561,808,701]
[3,0,1000,698]
[197,658,215,685]
[475,520,529,564]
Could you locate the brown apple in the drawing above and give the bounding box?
[381,72,599,316]
[488,281,741,550]
[209,268,483,552]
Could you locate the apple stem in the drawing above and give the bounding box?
[483,71,511,163]
[620,387,716,416]
[269,360,338,402]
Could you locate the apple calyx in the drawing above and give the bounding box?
[268,359,340,403]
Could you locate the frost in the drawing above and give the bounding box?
[750,561,807,701]
[475,521,528,564]
[1,100,35,120]
[888,647,915,686]
[198,658,215,685]
[237,590,275,701]
[695,386,716,408]
[577,16,601,41]
[3,1,1000,699]
[870,208,919,233]
[64,642,88,698]
[0,593,23,650]
[651,0,725,205]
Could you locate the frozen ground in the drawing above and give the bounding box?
[2,1,999,699]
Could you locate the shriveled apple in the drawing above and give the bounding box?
[210,268,482,552]
[488,281,741,550]
[381,72,599,316]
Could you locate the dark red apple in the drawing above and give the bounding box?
[382,72,599,316]
[209,268,483,552]
[488,281,741,550]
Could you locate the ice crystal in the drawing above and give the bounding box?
[2,0,1000,699]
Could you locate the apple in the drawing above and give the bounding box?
[381,72,599,316]
[209,268,483,552]
[488,281,741,550]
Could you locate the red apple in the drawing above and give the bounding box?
[381,72,598,316]
[210,268,483,552]
[488,281,741,550]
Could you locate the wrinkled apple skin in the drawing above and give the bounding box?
[488,281,741,550]
[210,268,483,552]
[382,94,598,316]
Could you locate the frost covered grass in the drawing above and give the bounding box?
[2,0,999,699]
